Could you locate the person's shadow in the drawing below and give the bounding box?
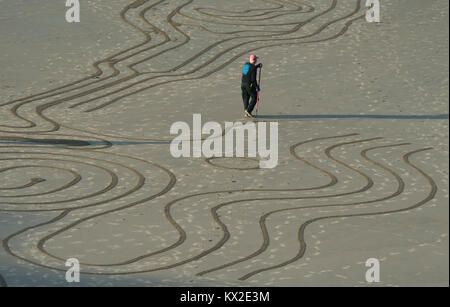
[255,114,449,120]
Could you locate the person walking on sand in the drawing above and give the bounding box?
[241,54,262,118]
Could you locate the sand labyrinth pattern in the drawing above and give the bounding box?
[0,0,367,134]
[0,0,438,282]
[0,134,437,280]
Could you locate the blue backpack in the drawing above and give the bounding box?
[242,63,250,75]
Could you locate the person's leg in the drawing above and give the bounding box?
[246,89,258,114]
[241,84,250,111]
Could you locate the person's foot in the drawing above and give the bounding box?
[245,110,253,118]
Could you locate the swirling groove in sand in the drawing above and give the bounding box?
[1,134,437,278]
[1,0,365,136]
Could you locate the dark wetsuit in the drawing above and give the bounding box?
[241,62,259,114]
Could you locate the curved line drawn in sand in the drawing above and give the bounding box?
[1,134,437,279]
[0,0,440,283]
[1,0,366,135]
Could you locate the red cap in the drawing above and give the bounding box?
[250,54,259,62]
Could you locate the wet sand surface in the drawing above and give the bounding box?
[0,0,448,286]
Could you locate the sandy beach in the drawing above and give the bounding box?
[0,0,448,287]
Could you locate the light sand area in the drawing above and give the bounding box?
[0,0,448,286]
